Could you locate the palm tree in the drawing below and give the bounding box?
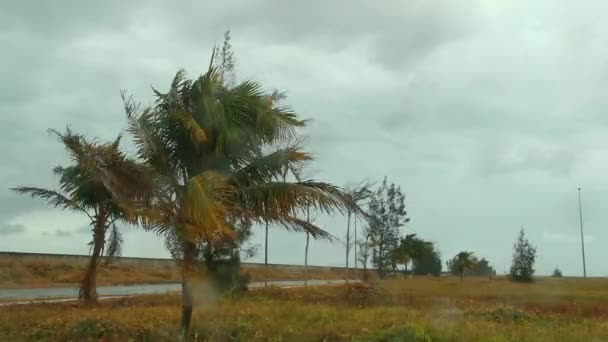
[343,181,373,283]
[453,251,477,281]
[291,165,313,286]
[357,226,373,282]
[11,128,138,305]
[88,44,352,338]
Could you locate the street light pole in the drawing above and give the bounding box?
[578,187,587,279]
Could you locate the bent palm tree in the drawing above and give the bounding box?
[343,181,373,283]
[453,251,477,281]
[89,46,353,338]
[11,129,136,305]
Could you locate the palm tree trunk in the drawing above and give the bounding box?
[79,220,105,305]
[180,241,196,340]
[264,220,269,288]
[304,207,310,287]
[345,210,351,284]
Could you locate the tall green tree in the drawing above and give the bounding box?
[447,256,495,278]
[12,129,140,305]
[412,242,442,276]
[391,233,432,277]
[368,177,409,278]
[89,34,352,338]
[509,229,536,282]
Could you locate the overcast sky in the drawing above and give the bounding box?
[2,1,608,276]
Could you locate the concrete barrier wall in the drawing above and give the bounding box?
[0,251,346,274]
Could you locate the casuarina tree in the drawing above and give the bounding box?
[509,228,537,282]
[367,177,409,278]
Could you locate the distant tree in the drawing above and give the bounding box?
[357,226,373,282]
[367,177,409,278]
[552,267,563,278]
[412,242,442,276]
[392,234,432,277]
[451,251,478,281]
[447,255,495,279]
[472,258,495,278]
[391,233,416,277]
[509,229,537,283]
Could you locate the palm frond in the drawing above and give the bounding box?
[277,215,335,241]
[235,146,312,184]
[184,171,236,242]
[237,180,349,219]
[11,186,87,214]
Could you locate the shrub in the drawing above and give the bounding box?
[552,267,563,277]
[360,325,433,342]
[342,283,393,306]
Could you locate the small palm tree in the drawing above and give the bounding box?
[343,181,373,283]
[453,251,477,281]
[11,128,139,305]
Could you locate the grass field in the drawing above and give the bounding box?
[2,276,608,341]
[0,255,347,288]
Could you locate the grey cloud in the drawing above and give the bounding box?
[55,229,72,237]
[0,223,25,235]
[75,226,91,234]
[4,1,608,275]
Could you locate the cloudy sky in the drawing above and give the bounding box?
[2,1,608,276]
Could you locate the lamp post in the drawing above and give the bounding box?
[578,187,587,279]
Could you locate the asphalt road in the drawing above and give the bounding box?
[0,279,356,306]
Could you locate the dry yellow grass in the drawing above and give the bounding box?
[0,255,180,288]
[0,254,349,288]
[2,276,608,341]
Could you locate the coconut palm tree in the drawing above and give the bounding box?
[453,251,478,281]
[11,128,140,305]
[343,181,373,283]
[87,48,353,338]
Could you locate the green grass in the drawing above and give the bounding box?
[1,277,608,341]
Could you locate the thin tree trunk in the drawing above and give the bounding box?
[345,210,351,284]
[304,207,310,287]
[460,270,463,281]
[354,215,357,272]
[264,220,269,288]
[180,241,196,340]
[79,219,105,305]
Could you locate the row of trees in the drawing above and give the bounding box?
[349,178,442,278]
[444,229,537,283]
[446,253,496,280]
